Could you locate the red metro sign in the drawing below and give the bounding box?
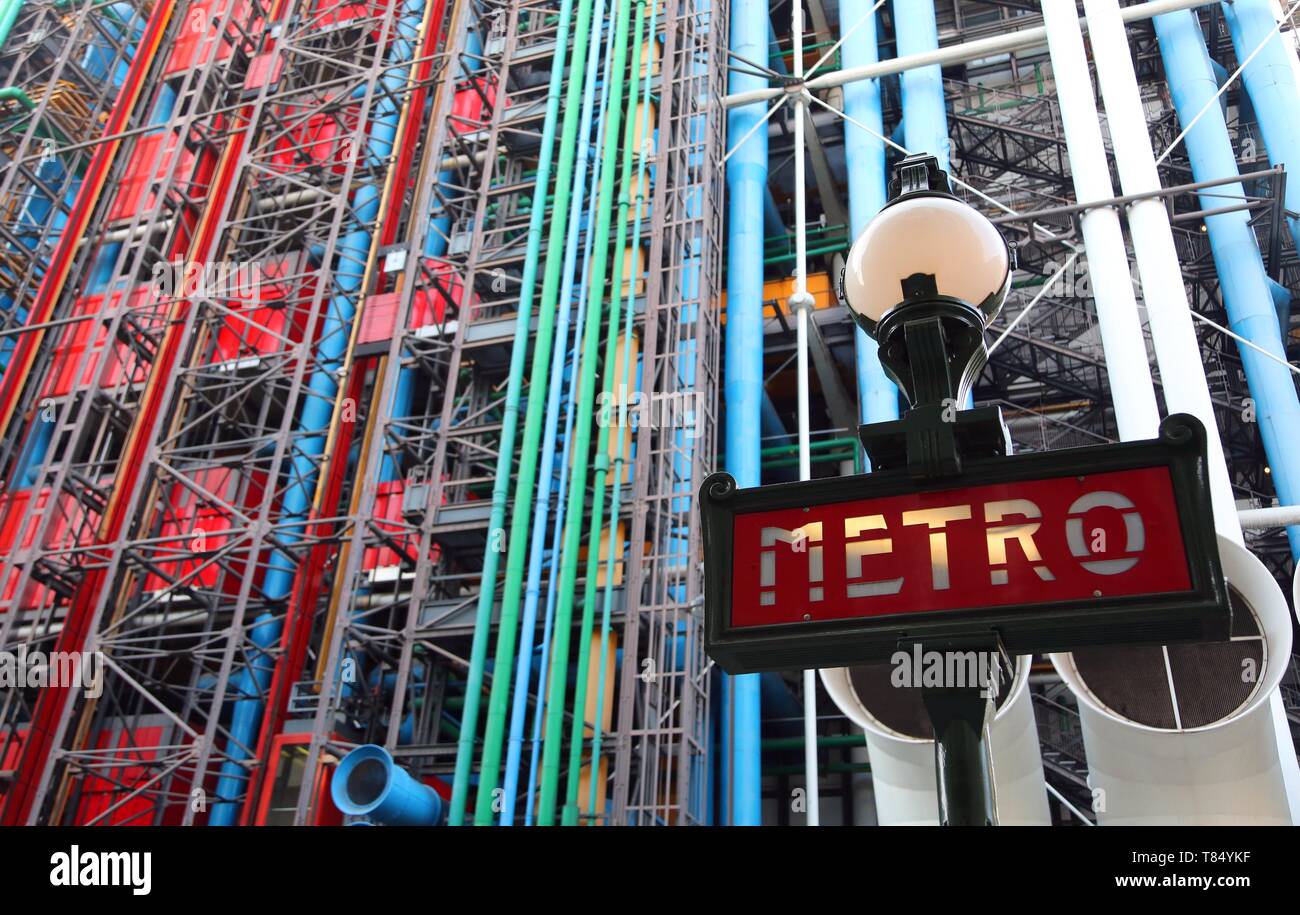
[701,415,1229,674]
[731,466,1187,628]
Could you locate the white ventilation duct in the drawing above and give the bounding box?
[821,659,1050,825]
[1051,536,1295,825]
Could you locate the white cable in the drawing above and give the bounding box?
[791,0,820,829]
[1187,309,1300,375]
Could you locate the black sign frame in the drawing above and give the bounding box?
[700,414,1230,674]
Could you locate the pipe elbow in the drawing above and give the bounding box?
[331,744,445,826]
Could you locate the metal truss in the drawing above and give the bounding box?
[291,0,570,822]
[608,0,724,826]
[0,0,451,825]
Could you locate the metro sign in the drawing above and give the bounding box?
[701,414,1229,674]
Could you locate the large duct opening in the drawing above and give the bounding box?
[845,657,1016,740]
[1068,585,1266,730]
[347,757,389,806]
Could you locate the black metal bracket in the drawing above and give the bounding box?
[699,413,1229,674]
[858,404,1008,479]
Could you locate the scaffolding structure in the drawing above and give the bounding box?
[0,0,1294,828]
[0,0,722,826]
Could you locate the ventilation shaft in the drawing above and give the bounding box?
[821,661,1049,825]
[1052,538,1294,824]
[1043,0,1300,825]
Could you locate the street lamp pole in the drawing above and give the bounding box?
[839,153,1015,825]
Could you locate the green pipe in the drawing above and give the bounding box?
[762,734,867,751]
[0,0,22,50]
[766,761,872,776]
[763,223,848,248]
[448,0,577,827]
[0,87,32,111]
[470,0,602,827]
[562,0,649,825]
[720,436,857,464]
[581,0,658,823]
[763,240,848,266]
[762,451,855,470]
[536,0,634,826]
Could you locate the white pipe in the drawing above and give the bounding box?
[1042,0,1161,443]
[849,741,875,824]
[820,661,1050,825]
[1082,0,1241,542]
[790,0,820,827]
[1047,0,1300,825]
[722,0,1219,109]
[1239,504,1300,528]
[1052,536,1296,824]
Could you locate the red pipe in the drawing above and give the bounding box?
[0,3,175,443]
[0,0,300,825]
[240,0,449,824]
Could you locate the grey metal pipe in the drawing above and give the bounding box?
[722,0,1218,109]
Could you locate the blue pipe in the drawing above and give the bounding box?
[209,1,425,825]
[330,744,444,825]
[893,0,950,170]
[760,390,790,442]
[763,188,784,237]
[522,27,617,818]
[501,0,612,825]
[383,28,482,480]
[725,0,766,827]
[1155,9,1300,556]
[841,0,895,434]
[1221,0,1300,256]
[761,672,803,720]
[1270,277,1292,337]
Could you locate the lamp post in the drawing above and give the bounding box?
[840,153,1012,479]
[839,153,1014,825]
[702,158,1229,827]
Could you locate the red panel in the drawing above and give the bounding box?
[43,287,155,396]
[73,726,189,826]
[143,468,266,593]
[730,466,1191,628]
[243,50,283,90]
[0,488,97,609]
[356,288,445,345]
[107,131,199,222]
[269,106,352,176]
[211,257,312,362]
[0,488,34,554]
[365,480,406,570]
[449,79,497,132]
[306,0,377,28]
[165,0,258,77]
[0,729,25,771]
[0,489,49,609]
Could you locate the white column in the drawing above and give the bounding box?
[1051,0,1300,825]
[1082,0,1239,540]
[1041,0,1161,442]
